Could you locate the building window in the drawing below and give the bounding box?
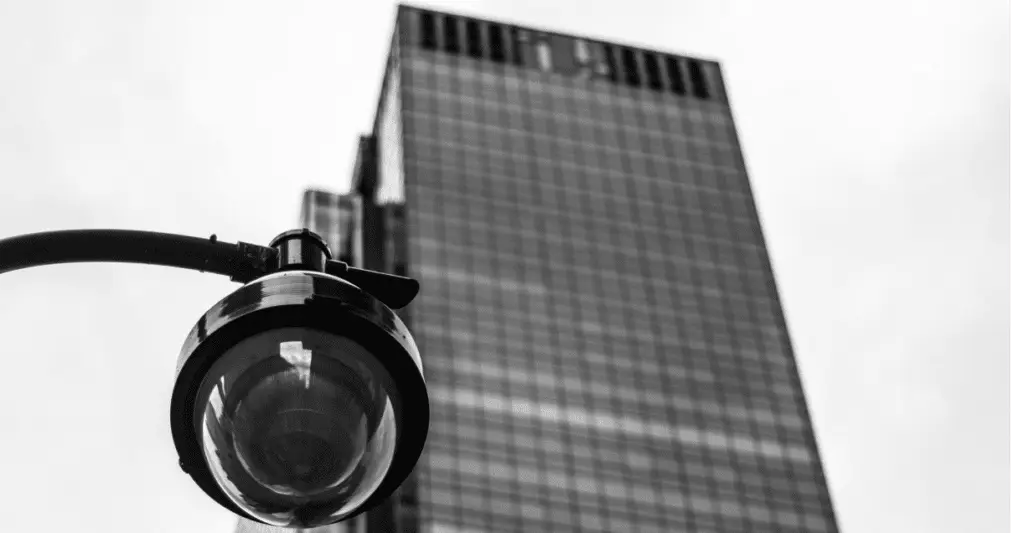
[573,38,590,65]
[442,15,459,54]
[587,43,609,77]
[536,39,553,71]
[466,19,483,58]
[665,56,686,95]
[488,23,506,62]
[643,51,663,91]
[510,28,525,66]
[419,12,437,50]
[688,59,710,99]
[602,43,619,82]
[621,48,641,87]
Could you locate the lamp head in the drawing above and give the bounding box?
[170,270,428,528]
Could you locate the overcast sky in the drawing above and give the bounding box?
[0,1,1009,532]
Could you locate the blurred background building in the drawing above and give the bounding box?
[242,4,841,532]
[299,189,363,267]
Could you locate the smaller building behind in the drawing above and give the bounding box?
[299,189,363,267]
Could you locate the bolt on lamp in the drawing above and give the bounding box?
[0,228,429,528]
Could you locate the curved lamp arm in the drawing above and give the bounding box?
[0,229,419,309]
[0,229,276,282]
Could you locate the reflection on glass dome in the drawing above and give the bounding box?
[197,328,398,527]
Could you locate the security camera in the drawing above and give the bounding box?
[169,232,429,528]
[0,227,428,529]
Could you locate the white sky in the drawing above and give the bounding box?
[0,1,1009,532]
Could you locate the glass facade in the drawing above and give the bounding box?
[357,6,841,533]
[299,189,363,266]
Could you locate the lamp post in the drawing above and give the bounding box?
[0,228,429,529]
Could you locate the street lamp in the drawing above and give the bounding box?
[0,228,429,528]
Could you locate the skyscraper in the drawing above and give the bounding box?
[349,4,840,532]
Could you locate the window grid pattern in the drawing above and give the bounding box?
[299,190,358,262]
[393,31,839,533]
[412,7,717,101]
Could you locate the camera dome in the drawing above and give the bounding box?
[196,327,397,526]
[170,271,428,529]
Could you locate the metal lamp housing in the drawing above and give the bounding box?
[170,270,428,528]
